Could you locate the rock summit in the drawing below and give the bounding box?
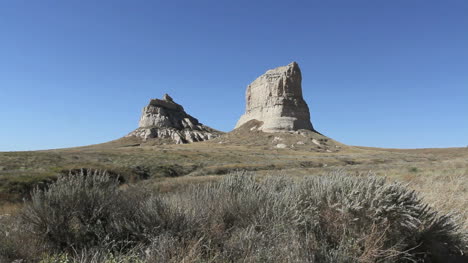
[127,94,222,144]
[235,62,314,132]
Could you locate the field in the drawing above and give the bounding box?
[0,137,467,262]
[1,139,467,224]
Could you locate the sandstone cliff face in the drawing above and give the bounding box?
[127,94,221,144]
[235,62,314,132]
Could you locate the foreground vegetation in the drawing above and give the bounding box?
[1,144,467,205]
[1,170,466,262]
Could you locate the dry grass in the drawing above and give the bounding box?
[407,171,468,231]
[3,142,466,225]
[0,202,22,216]
[2,171,466,262]
[1,138,467,262]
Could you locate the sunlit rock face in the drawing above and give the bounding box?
[127,94,222,144]
[235,62,314,132]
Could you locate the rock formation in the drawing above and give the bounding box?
[235,62,314,132]
[127,94,222,144]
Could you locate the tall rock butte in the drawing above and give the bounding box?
[127,94,222,144]
[235,62,314,132]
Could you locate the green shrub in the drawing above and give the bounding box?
[0,173,57,202]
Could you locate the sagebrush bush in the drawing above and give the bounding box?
[20,169,183,253]
[22,170,119,249]
[0,212,46,262]
[152,171,467,262]
[3,170,466,262]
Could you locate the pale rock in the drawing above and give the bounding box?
[312,139,321,146]
[235,62,314,132]
[127,94,221,144]
[276,143,287,149]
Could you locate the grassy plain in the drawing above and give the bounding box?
[0,134,467,263]
[1,138,466,230]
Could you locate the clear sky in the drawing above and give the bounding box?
[1,0,467,151]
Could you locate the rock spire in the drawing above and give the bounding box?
[235,62,314,132]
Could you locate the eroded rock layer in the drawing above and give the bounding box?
[127,94,221,144]
[235,62,314,132]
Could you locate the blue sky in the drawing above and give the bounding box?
[1,0,467,151]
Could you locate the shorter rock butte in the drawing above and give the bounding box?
[235,62,314,132]
[127,94,221,144]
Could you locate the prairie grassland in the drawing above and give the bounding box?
[0,142,467,262]
[1,143,467,218]
[148,164,468,231]
[1,170,466,262]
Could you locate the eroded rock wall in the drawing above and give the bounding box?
[235,62,314,132]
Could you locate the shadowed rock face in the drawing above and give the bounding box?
[127,94,222,144]
[235,62,314,132]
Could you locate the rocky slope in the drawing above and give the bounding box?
[127,94,222,144]
[214,120,343,152]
